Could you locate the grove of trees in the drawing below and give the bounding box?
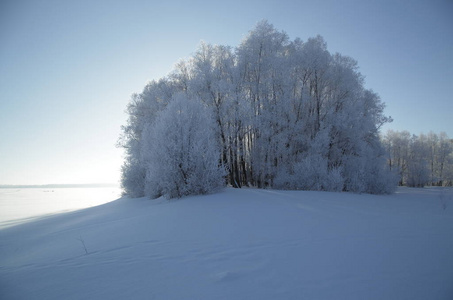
[382,131,453,187]
[118,21,398,198]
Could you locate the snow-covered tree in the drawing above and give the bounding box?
[119,21,397,197]
[437,133,453,186]
[406,135,430,187]
[118,79,175,197]
[382,130,453,187]
[141,94,226,199]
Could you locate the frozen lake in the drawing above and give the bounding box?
[0,187,122,229]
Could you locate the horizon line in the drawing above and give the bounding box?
[0,183,120,189]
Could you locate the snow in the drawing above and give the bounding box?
[1,187,453,299]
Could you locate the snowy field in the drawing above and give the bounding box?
[1,187,453,299]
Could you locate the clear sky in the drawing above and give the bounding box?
[1,0,452,185]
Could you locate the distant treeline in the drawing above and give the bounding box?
[382,131,453,187]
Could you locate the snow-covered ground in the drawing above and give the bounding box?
[1,187,452,299]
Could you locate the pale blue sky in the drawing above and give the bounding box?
[1,0,452,185]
